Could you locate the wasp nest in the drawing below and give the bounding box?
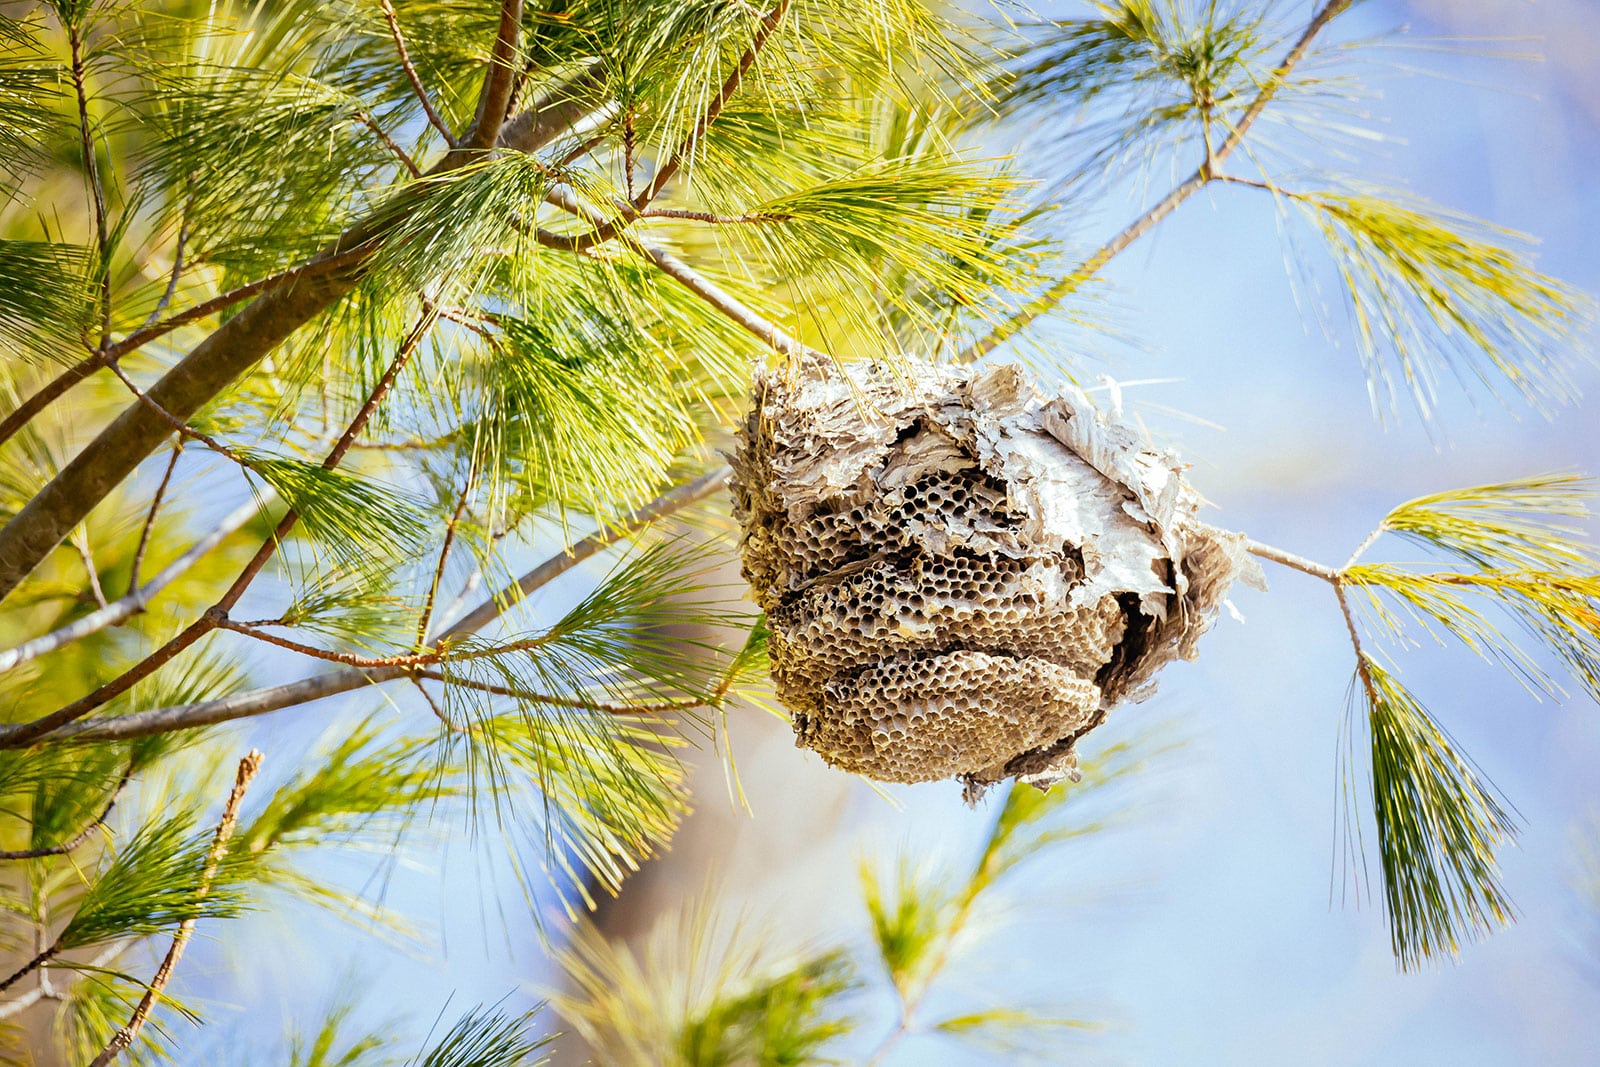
[730,355,1261,798]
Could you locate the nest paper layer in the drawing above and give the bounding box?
[731,355,1259,795]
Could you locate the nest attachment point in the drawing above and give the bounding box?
[730,355,1261,800]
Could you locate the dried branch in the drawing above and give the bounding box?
[87,750,262,1067]
[961,0,1354,361]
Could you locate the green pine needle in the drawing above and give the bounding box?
[1345,473,1600,701]
[993,1,1273,177]
[240,451,429,569]
[242,719,444,856]
[549,908,856,1066]
[1357,656,1518,970]
[1378,472,1597,573]
[1292,188,1591,419]
[59,815,254,950]
[0,241,92,362]
[410,1005,553,1067]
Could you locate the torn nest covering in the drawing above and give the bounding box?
[730,354,1262,800]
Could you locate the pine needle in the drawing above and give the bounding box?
[1356,657,1518,970]
[1291,187,1591,420]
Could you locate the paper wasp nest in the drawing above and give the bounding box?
[730,355,1260,798]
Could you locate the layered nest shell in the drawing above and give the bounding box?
[730,355,1260,798]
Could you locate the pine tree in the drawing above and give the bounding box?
[0,1,1594,1062]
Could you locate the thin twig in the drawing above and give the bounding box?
[209,311,434,617]
[0,944,124,1022]
[1343,525,1385,571]
[26,468,734,745]
[1245,538,1341,584]
[1246,536,1377,704]
[540,187,822,359]
[960,0,1354,361]
[411,675,471,734]
[68,23,111,352]
[417,474,475,648]
[0,946,57,995]
[0,494,267,675]
[138,215,189,331]
[216,617,547,668]
[0,764,131,861]
[380,0,456,146]
[353,109,422,178]
[88,750,262,1067]
[104,361,252,468]
[71,532,108,609]
[1336,584,1378,704]
[437,467,732,639]
[638,208,784,225]
[128,442,182,593]
[462,0,524,151]
[416,661,739,715]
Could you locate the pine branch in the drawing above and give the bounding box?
[0,60,596,604]
[380,0,456,146]
[536,0,793,253]
[0,944,124,1023]
[417,474,476,648]
[87,750,263,1067]
[0,318,430,746]
[540,187,822,360]
[126,443,182,593]
[136,215,189,332]
[961,0,1354,361]
[21,468,733,746]
[462,0,524,151]
[0,764,131,861]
